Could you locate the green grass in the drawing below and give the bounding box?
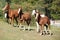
[0,21,60,40]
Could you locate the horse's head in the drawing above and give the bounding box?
[18,7,22,14]
[32,9,36,16]
[32,9,40,20]
[2,3,10,11]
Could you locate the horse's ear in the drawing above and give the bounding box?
[36,9,39,13]
[19,6,22,10]
[19,6,22,8]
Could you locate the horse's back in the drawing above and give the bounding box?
[9,9,19,17]
[21,12,31,20]
[23,12,31,18]
[13,10,19,17]
[39,16,50,25]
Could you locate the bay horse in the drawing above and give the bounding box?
[18,7,31,31]
[32,9,52,35]
[2,3,20,26]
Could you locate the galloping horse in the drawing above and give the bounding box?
[2,3,20,26]
[32,9,51,35]
[18,7,31,31]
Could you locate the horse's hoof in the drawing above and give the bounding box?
[23,29,25,31]
[37,31,40,33]
[21,26,24,28]
[28,29,30,31]
[46,32,50,35]
[46,31,50,35]
[42,31,46,35]
[37,30,40,33]
[51,33,53,35]
[42,32,43,35]
[47,32,53,36]
[43,32,46,35]
[17,25,19,27]
[12,25,14,27]
[39,33,42,35]
[13,26,16,27]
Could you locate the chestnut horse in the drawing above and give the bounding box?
[18,7,31,31]
[2,3,20,26]
[32,9,52,35]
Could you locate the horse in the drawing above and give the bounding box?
[18,7,31,31]
[32,9,52,35]
[2,3,20,26]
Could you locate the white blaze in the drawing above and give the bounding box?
[18,8,21,14]
[32,10,36,15]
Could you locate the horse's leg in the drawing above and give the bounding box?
[22,20,25,31]
[39,25,42,35]
[17,17,21,27]
[40,25,44,35]
[36,22,40,33]
[4,17,9,24]
[17,16,21,26]
[9,18,11,24]
[26,19,31,31]
[19,16,25,30]
[19,19,25,31]
[19,19,23,29]
[4,13,8,23]
[48,25,52,35]
[44,24,48,35]
[18,19,20,27]
[15,17,19,27]
[19,20,22,28]
[28,19,31,31]
[11,17,14,26]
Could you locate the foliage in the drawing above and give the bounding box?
[0,0,60,19]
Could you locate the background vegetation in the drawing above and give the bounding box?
[0,1,60,40]
[0,0,60,20]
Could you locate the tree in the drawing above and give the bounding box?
[44,0,53,19]
[5,0,11,4]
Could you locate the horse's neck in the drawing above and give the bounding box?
[21,10,23,14]
[19,9,23,19]
[38,14,41,19]
[37,13,41,23]
[6,4,10,10]
[7,9,10,12]
[6,8,11,16]
[6,4,10,13]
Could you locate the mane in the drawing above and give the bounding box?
[6,3,10,10]
[19,7,23,19]
[37,12,41,23]
[5,3,10,14]
[5,3,10,18]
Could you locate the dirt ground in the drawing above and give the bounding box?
[0,21,60,40]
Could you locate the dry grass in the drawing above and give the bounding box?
[0,21,60,40]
